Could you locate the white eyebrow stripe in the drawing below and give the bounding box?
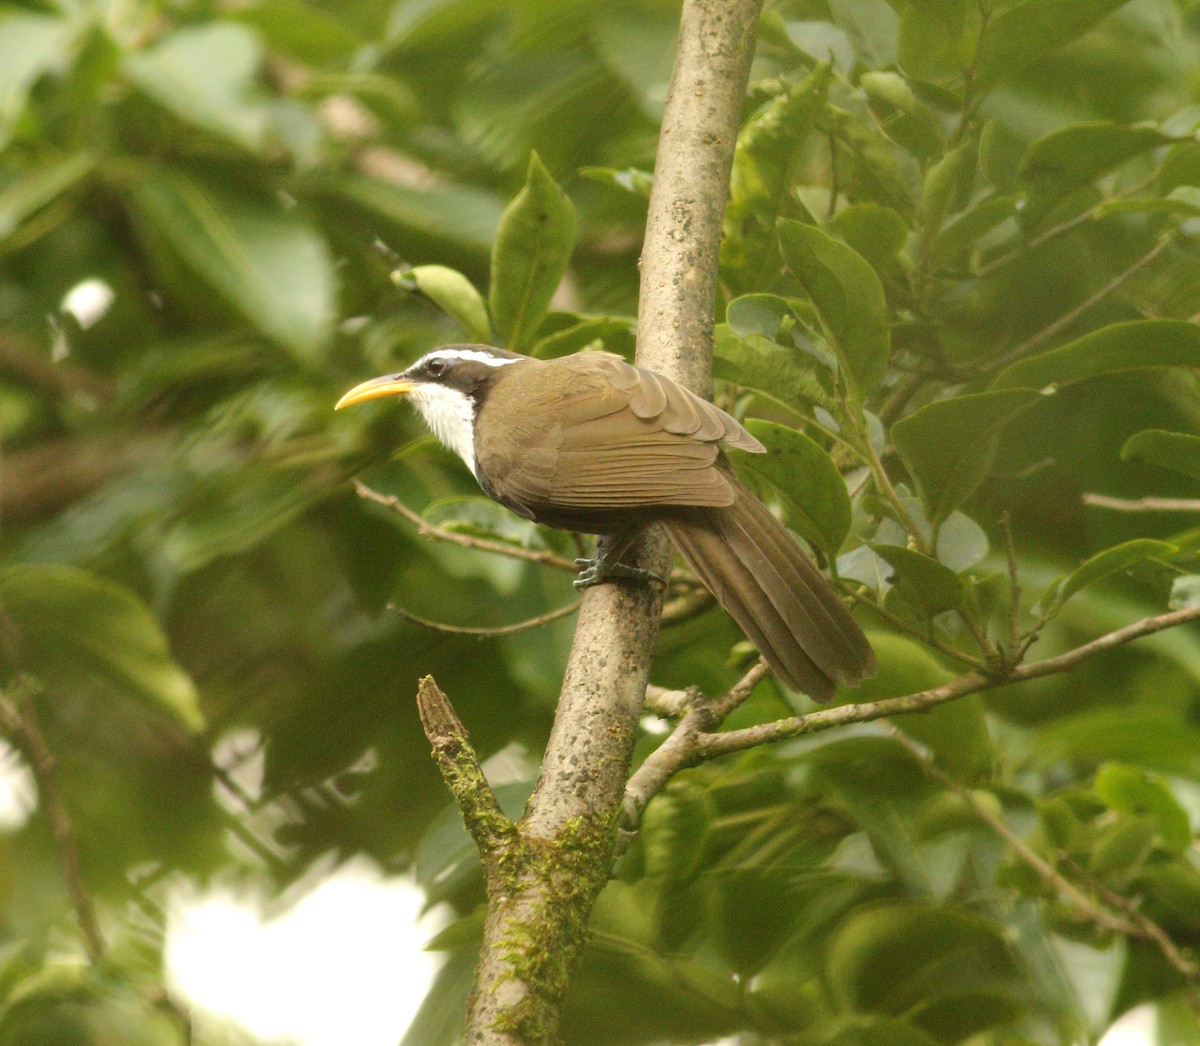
[425,348,521,368]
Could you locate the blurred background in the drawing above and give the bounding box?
[3,0,1200,1043]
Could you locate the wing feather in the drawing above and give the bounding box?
[478,353,762,516]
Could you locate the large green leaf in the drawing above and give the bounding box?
[777,219,890,399]
[124,24,273,151]
[1121,429,1200,480]
[897,0,974,85]
[489,152,577,352]
[992,320,1200,391]
[1020,122,1175,194]
[312,172,503,256]
[892,389,1043,523]
[724,65,831,290]
[1095,763,1192,853]
[870,543,965,618]
[0,564,203,731]
[737,420,851,559]
[974,0,1135,89]
[0,11,76,150]
[847,633,990,781]
[1042,539,1179,610]
[827,903,1026,1038]
[713,323,829,412]
[0,151,94,241]
[132,169,336,361]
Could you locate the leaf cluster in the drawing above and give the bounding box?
[2,0,1200,1044]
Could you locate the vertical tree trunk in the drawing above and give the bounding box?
[462,2,764,1041]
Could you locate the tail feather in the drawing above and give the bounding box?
[663,482,876,701]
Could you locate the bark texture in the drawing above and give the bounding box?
[461,0,764,1041]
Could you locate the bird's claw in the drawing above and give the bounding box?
[573,557,664,591]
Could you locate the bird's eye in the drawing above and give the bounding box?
[427,357,448,377]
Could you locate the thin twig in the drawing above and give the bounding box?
[0,681,106,964]
[979,235,1171,375]
[699,603,1200,759]
[1056,852,1200,1007]
[844,587,988,671]
[1082,493,1200,513]
[1000,511,1021,654]
[353,479,578,572]
[389,599,581,637]
[624,659,769,824]
[973,169,1161,280]
[885,728,1138,934]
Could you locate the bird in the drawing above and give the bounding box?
[336,344,875,701]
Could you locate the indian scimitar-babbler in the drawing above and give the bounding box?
[336,345,875,701]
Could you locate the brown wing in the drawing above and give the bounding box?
[478,353,764,517]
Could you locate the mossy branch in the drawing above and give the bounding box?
[415,675,515,858]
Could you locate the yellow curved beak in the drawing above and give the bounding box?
[334,376,416,410]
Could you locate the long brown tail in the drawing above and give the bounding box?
[663,481,876,701]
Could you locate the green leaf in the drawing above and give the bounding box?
[777,219,890,398]
[827,0,899,67]
[578,166,653,198]
[974,0,1135,90]
[229,0,363,65]
[131,169,336,361]
[848,633,990,780]
[1121,429,1200,480]
[0,564,203,731]
[993,320,1200,391]
[641,781,714,881]
[397,265,491,342]
[0,152,94,241]
[489,152,577,352]
[897,0,973,85]
[1035,708,1200,780]
[737,420,852,559]
[870,544,965,617]
[830,203,909,273]
[1042,539,1179,609]
[805,1016,944,1046]
[591,8,677,120]
[921,140,973,236]
[892,389,1043,523]
[312,172,503,256]
[1095,763,1192,852]
[124,24,273,152]
[1020,121,1175,194]
[713,324,829,411]
[827,903,1025,1037]
[723,68,832,292]
[0,11,76,150]
[930,194,1021,267]
[530,316,634,359]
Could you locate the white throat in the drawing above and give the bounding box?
[408,383,479,475]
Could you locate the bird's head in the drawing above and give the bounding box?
[335,344,525,474]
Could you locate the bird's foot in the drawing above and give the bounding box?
[573,557,664,591]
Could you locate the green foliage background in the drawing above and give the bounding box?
[2,0,1200,1043]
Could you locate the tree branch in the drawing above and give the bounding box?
[623,605,1200,813]
[1082,493,1200,513]
[462,2,765,1040]
[416,676,515,857]
[0,679,106,964]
